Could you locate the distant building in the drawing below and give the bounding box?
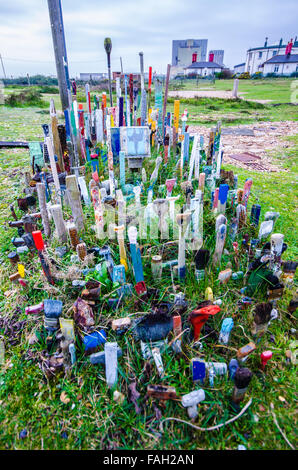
[234,63,246,74]
[171,39,224,78]
[79,73,107,81]
[172,39,208,67]
[209,50,224,65]
[184,61,224,76]
[245,37,298,74]
[263,54,298,75]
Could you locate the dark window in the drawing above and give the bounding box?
[272,51,277,56]
[258,52,263,58]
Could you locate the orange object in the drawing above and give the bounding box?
[188,305,221,341]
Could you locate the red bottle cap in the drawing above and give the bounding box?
[32,231,45,251]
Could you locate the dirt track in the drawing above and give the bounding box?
[169,89,271,104]
[188,121,298,172]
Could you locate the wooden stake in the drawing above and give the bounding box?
[65,175,84,231]
[36,183,51,238]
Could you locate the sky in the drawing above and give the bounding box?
[0,0,297,78]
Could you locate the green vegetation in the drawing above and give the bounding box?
[0,81,297,450]
[4,89,49,109]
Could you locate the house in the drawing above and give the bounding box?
[245,37,298,74]
[79,73,107,81]
[263,54,298,76]
[234,63,246,74]
[184,60,224,76]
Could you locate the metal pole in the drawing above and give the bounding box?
[0,54,6,79]
[47,0,70,111]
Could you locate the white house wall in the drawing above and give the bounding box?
[245,47,298,74]
[263,62,298,75]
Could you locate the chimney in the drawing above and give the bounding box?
[192,53,197,63]
[209,52,214,62]
[279,38,283,47]
[264,37,268,47]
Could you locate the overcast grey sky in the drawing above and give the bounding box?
[0,0,297,78]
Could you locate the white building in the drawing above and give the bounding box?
[263,54,298,75]
[245,37,298,75]
[184,61,224,76]
[234,63,246,74]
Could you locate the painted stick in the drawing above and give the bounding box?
[108,150,115,197]
[190,192,203,250]
[218,184,229,214]
[148,66,152,110]
[162,64,171,139]
[270,233,284,271]
[250,204,261,226]
[78,176,91,206]
[65,175,84,231]
[133,185,142,214]
[150,156,162,186]
[173,100,180,132]
[212,187,219,210]
[46,136,61,205]
[128,226,146,295]
[198,173,205,193]
[188,134,199,182]
[236,204,246,230]
[36,183,51,238]
[119,150,126,189]
[176,211,192,280]
[167,195,180,226]
[165,178,176,198]
[114,224,128,271]
[95,108,103,143]
[32,231,55,284]
[50,204,67,243]
[153,199,169,239]
[50,99,65,172]
[104,342,118,387]
[213,223,227,266]
[183,132,190,163]
[242,179,253,208]
[116,189,126,226]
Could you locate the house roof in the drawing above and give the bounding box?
[248,41,298,52]
[263,54,298,64]
[234,63,245,68]
[185,61,224,69]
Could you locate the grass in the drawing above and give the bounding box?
[0,80,297,450]
[170,78,297,103]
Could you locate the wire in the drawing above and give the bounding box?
[159,398,253,433]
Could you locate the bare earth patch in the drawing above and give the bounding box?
[169,89,272,104]
[188,121,298,172]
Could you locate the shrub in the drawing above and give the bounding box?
[4,89,48,108]
[238,72,250,79]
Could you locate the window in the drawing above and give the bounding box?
[274,66,279,73]
[272,51,277,56]
[248,53,252,60]
[258,52,263,58]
